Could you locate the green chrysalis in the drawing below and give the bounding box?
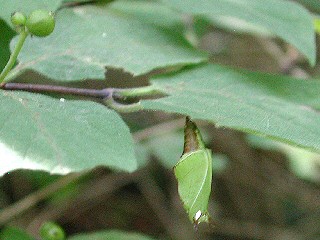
[174,116,212,225]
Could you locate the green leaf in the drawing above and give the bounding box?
[142,64,320,151]
[9,4,207,81]
[109,0,184,31]
[161,0,316,65]
[175,149,212,224]
[63,0,94,3]
[0,0,63,29]
[68,230,155,240]
[0,227,34,240]
[0,19,15,71]
[0,91,137,175]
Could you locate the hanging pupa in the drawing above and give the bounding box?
[174,116,213,225]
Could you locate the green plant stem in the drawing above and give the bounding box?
[1,83,163,100]
[104,97,143,113]
[0,83,163,112]
[0,30,28,83]
[115,85,162,98]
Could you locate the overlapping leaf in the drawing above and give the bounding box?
[0,90,137,175]
[161,0,316,65]
[109,0,184,31]
[142,64,320,151]
[8,3,206,81]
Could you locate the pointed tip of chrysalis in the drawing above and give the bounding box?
[185,115,191,123]
[183,116,205,155]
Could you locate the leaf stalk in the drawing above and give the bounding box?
[0,30,28,83]
[0,83,164,113]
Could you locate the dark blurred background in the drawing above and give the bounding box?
[1,1,320,239]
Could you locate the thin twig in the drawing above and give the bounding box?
[0,82,154,113]
[0,83,111,98]
[0,82,162,99]
[0,82,163,112]
[0,172,85,225]
[0,31,28,83]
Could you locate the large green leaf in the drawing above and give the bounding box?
[0,0,63,28]
[142,64,320,151]
[8,4,206,81]
[68,230,155,240]
[161,0,316,65]
[109,0,184,31]
[0,90,137,175]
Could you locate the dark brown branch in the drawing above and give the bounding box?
[0,82,111,98]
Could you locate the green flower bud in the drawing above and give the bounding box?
[26,10,55,37]
[39,222,66,240]
[11,12,27,27]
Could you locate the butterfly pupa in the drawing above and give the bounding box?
[174,116,212,225]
